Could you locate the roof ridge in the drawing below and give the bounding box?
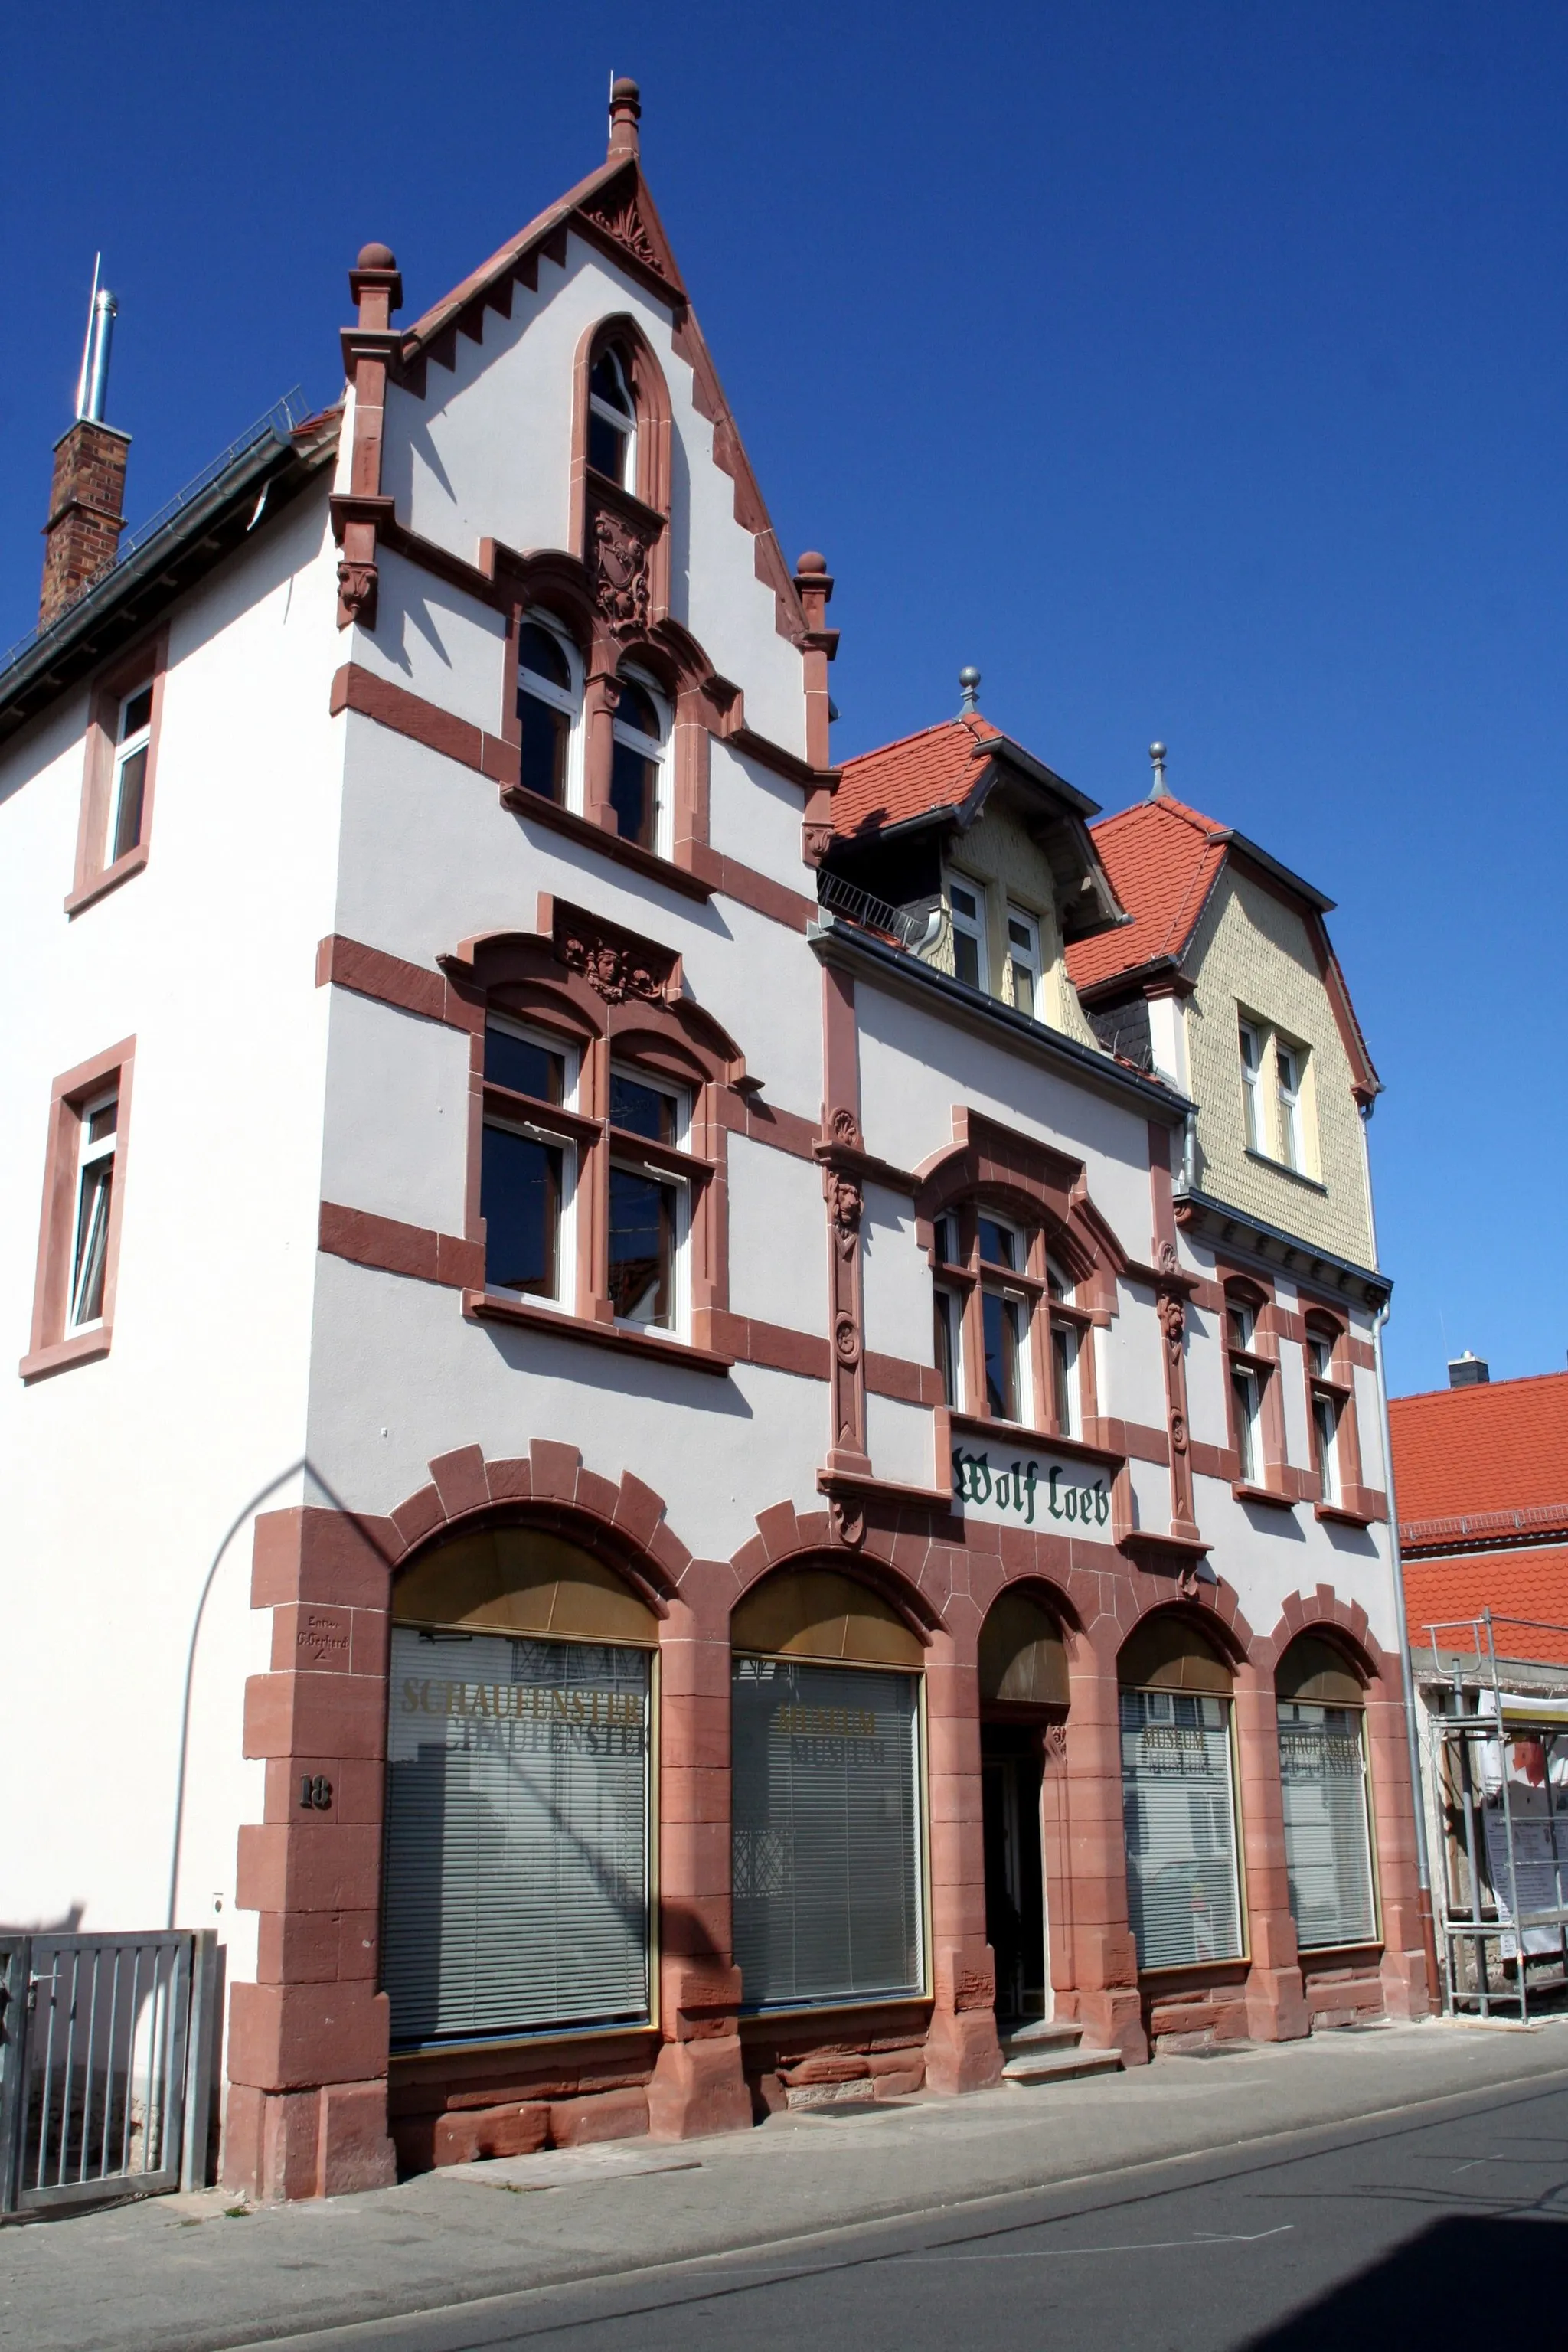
[1392,1369,1568,1407]
[841,713,995,771]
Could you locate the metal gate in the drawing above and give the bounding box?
[0,1930,218,2216]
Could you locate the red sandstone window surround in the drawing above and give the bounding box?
[21,1037,136,1381]
[66,632,168,916]
[1224,1279,1291,1502]
[447,903,747,1368]
[1300,1308,1377,1523]
[925,1199,1106,1446]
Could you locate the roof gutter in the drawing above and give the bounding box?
[809,910,1193,1124]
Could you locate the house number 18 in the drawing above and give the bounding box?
[299,1775,334,1811]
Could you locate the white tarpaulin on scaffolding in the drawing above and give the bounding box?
[1467,1698,1568,1956]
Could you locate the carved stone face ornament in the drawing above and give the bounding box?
[557,923,671,1006]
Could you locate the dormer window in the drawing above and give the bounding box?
[948,880,986,991]
[1006,908,1040,1019]
[588,344,636,489]
[609,673,668,852]
[515,616,580,805]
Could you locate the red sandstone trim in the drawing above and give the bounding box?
[464,1287,734,1375]
[319,1202,482,1290]
[21,1035,136,1382]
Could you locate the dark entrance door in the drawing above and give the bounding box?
[981,1726,1047,2024]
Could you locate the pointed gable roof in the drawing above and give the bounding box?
[385,112,805,643]
[1065,795,1230,993]
[831,714,1003,837]
[1066,789,1381,1103]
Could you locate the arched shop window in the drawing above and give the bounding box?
[383,1526,658,2048]
[730,1570,926,2014]
[1276,1635,1377,1949]
[1118,1615,1243,1971]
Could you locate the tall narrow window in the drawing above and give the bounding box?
[515,619,579,805]
[1307,1328,1342,1505]
[609,1067,687,1331]
[1227,1294,1266,1485]
[982,1290,1027,1423]
[68,1091,118,1330]
[108,687,153,865]
[481,1021,573,1304]
[587,344,637,488]
[948,880,986,991]
[934,1288,962,1407]
[1276,1044,1303,1169]
[1238,1020,1263,1152]
[1047,1263,1081,1439]
[1006,908,1040,1018]
[609,675,667,851]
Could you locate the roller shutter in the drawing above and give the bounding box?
[732,1656,923,2011]
[383,1627,651,2044]
[1121,1688,1244,1969]
[1279,1702,1376,1949]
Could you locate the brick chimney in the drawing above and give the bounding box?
[39,417,131,627]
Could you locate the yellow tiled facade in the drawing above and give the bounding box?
[1182,867,1373,1266]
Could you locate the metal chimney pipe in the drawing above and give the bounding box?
[80,286,118,423]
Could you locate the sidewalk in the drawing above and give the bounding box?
[5,2019,1568,2352]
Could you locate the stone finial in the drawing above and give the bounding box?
[609,76,642,159]
[959,666,982,716]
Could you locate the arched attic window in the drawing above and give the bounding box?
[514,615,583,807]
[587,342,637,492]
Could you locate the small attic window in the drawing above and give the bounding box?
[588,345,636,490]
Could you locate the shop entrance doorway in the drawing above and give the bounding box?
[982,1727,1048,2024]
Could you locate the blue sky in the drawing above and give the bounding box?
[4,2,1563,1400]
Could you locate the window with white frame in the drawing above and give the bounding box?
[1306,1327,1342,1505]
[609,672,668,854]
[978,1214,1030,1424]
[1238,1019,1263,1152]
[107,684,153,866]
[480,1020,577,1305]
[1047,1260,1081,1439]
[947,878,986,992]
[515,616,580,806]
[1006,908,1041,1019]
[1227,1294,1266,1485]
[1276,1041,1304,1169]
[607,1066,688,1333]
[933,1216,962,1408]
[68,1089,118,1331]
[587,343,637,490]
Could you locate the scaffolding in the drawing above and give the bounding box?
[1421,1612,1568,2021]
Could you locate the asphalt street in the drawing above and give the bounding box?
[223,2063,1568,2352]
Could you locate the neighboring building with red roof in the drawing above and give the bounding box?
[1391,1368,1568,1667]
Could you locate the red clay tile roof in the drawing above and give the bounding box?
[1390,1373,1568,1531]
[1064,795,1228,995]
[831,715,1001,839]
[1403,1552,1568,1666]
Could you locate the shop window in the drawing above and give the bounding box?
[609,672,668,852]
[1118,1615,1243,1971]
[382,1526,658,2047]
[946,877,986,991]
[730,1570,925,2013]
[480,1019,577,1305]
[1276,1635,1376,1949]
[514,616,580,806]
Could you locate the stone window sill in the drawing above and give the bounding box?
[499,786,712,903]
[1315,1500,1375,1529]
[65,843,149,917]
[463,1288,733,1376]
[20,1328,113,1383]
[1233,1480,1295,1511]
